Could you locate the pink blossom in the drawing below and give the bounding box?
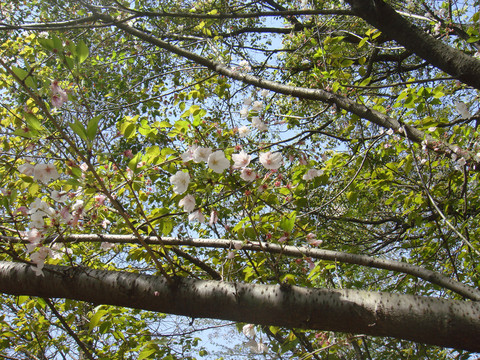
[51,81,68,108]
[240,168,256,182]
[95,194,107,205]
[33,163,60,183]
[259,152,283,170]
[232,150,251,169]
[303,169,323,181]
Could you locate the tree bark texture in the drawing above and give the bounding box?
[0,261,479,351]
[345,0,480,90]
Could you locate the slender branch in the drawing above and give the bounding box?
[43,298,96,360]
[88,11,478,166]
[2,234,479,300]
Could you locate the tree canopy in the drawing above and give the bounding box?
[0,0,480,358]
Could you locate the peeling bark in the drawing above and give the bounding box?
[0,261,479,351]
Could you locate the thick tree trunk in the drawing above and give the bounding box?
[0,261,479,351]
[345,0,480,90]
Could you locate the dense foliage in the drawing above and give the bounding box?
[0,0,479,358]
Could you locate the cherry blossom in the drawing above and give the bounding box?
[251,117,268,132]
[238,125,251,137]
[306,233,322,246]
[302,169,324,181]
[51,81,68,108]
[251,101,263,112]
[101,242,116,250]
[80,162,89,172]
[242,324,255,338]
[181,145,197,162]
[51,190,68,202]
[18,163,34,176]
[260,89,270,97]
[243,97,252,106]
[240,107,249,118]
[209,210,218,225]
[208,150,230,173]
[179,194,196,213]
[455,101,471,119]
[193,147,212,163]
[170,170,190,194]
[188,210,205,223]
[259,152,283,170]
[30,246,50,276]
[101,219,111,229]
[33,163,60,183]
[232,150,251,168]
[239,60,251,72]
[95,194,107,205]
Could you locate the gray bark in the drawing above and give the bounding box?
[0,261,479,351]
[345,0,480,90]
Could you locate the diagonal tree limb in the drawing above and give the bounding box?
[85,9,479,166]
[344,0,480,90]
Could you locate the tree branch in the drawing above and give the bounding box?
[0,261,479,351]
[345,0,480,90]
[2,234,479,301]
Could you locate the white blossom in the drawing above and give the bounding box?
[100,242,116,250]
[455,101,471,119]
[238,125,251,137]
[259,152,283,170]
[18,163,34,176]
[239,60,251,72]
[240,107,249,118]
[243,97,253,106]
[33,163,60,183]
[170,170,190,194]
[188,210,205,223]
[193,147,212,163]
[251,101,263,112]
[303,169,323,181]
[242,324,256,338]
[260,89,270,98]
[208,150,230,173]
[240,168,257,182]
[51,190,68,202]
[232,150,251,168]
[181,145,198,162]
[179,194,196,213]
[251,117,268,132]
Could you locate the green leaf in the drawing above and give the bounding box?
[280,211,296,232]
[12,67,36,89]
[88,309,108,331]
[76,40,89,63]
[69,121,88,141]
[24,113,43,131]
[86,115,100,141]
